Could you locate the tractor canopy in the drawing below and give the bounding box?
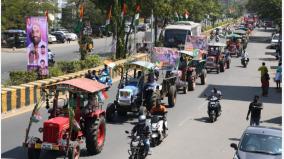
[51,78,108,93]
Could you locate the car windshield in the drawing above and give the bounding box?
[240,133,282,155]
[273,35,280,40]
[164,29,190,48]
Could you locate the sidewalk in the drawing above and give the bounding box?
[1,40,78,53]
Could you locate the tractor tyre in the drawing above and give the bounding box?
[85,116,106,155]
[226,60,230,69]
[106,103,116,122]
[68,143,80,159]
[117,107,127,117]
[200,69,207,85]
[217,68,220,74]
[220,63,224,72]
[145,90,158,111]
[188,80,196,91]
[183,86,187,94]
[168,86,177,107]
[27,148,41,159]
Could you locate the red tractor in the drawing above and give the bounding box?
[23,78,108,159]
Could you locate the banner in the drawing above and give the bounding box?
[184,35,208,51]
[26,16,48,76]
[152,47,179,70]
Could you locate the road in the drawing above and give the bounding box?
[1,28,281,159]
[1,32,145,82]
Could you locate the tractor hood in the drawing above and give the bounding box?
[121,85,139,95]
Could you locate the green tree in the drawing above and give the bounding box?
[2,0,58,30]
[246,0,281,26]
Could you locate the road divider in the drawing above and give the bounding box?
[1,53,149,116]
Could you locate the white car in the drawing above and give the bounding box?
[271,33,280,48]
[48,34,57,43]
[54,31,77,41]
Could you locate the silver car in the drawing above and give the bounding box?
[231,126,282,159]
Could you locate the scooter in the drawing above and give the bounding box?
[241,57,249,68]
[206,95,222,123]
[150,114,167,147]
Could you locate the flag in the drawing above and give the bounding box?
[121,1,127,17]
[174,12,179,21]
[134,4,140,20]
[184,10,189,19]
[79,4,84,18]
[45,10,48,18]
[106,5,112,25]
[98,91,109,101]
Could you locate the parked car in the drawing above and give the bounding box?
[54,30,77,41]
[230,126,282,159]
[137,24,149,31]
[48,34,57,44]
[271,33,281,49]
[2,29,27,48]
[51,32,66,43]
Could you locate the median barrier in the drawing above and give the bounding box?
[1,53,149,114]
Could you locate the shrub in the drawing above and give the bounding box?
[9,71,37,85]
[80,55,102,69]
[48,66,63,77]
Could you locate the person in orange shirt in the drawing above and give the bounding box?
[150,100,168,132]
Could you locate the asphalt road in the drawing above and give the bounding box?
[1,28,281,159]
[1,32,145,82]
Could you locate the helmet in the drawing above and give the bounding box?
[138,115,146,125]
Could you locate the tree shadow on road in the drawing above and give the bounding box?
[198,84,282,104]
[249,36,270,44]
[194,117,211,123]
[262,116,282,126]
[1,146,26,159]
[228,138,240,141]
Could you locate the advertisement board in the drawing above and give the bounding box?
[26,16,48,76]
[184,35,208,51]
[152,47,179,70]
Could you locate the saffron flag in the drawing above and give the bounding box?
[79,4,84,18]
[121,1,127,17]
[106,6,112,25]
[134,4,141,20]
[45,10,48,18]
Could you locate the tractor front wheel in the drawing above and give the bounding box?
[168,86,177,107]
[106,103,116,122]
[27,148,41,159]
[200,69,207,85]
[85,116,106,155]
[68,144,80,159]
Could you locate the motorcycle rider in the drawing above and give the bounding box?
[208,88,222,112]
[150,99,168,136]
[131,115,152,155]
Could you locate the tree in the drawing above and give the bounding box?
[246,0,281,26]
[2,0,58,30]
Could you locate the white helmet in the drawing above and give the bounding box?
[138,115,146,125]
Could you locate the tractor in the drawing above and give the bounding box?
[205,42,228,73]
[23,78,108,159]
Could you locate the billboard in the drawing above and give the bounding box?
[152,47,179,70]
[184,35,208,51]
[26,16,48,76]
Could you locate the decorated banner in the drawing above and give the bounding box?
[152,47,179,70]
[184,35,208,51]
[26,16,48,76]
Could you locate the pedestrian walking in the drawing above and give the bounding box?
[67,37,71,43]
[246,95,263,126]
[275,63,282,89]
[258,62,268,79]
[261,70,270,96]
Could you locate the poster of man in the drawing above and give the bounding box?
[26,16,48,76]
[184,35,208,51]
[152,47,179,69]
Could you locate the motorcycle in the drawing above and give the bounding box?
[241,57,249,68]
[48,49,55,66]
[207,95,221,123]
[125,131,148,159]
[150,115,167,147]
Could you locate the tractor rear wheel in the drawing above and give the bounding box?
[168,86,177,107]
[68,143,80,159]
[27,148,41,159]
[117,108,127,116]
[220,63,224,72]
[85,116,106,155]
[200,69,207,85]
[183,86,187,94]
[106,103,116,122]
